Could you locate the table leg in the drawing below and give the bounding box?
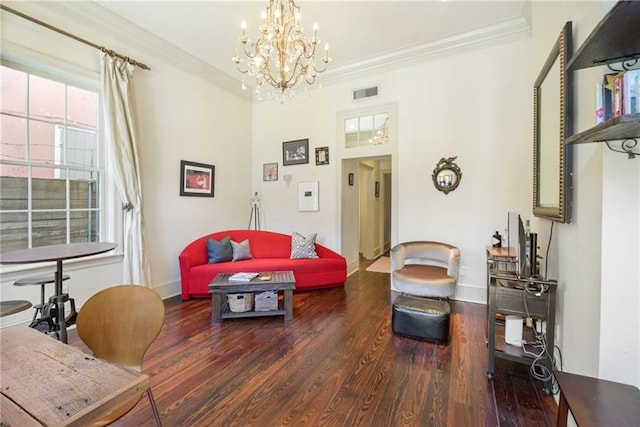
[211,293,222,324]
[55,260,68,343]
[486,281,496,380]
[556,391,569,427]
[284,289,293,320]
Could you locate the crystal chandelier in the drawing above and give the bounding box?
[232,0,330,102]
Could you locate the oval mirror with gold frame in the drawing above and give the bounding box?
[533,21,573,223]
[432,156,462,195]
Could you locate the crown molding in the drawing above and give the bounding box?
[321,16,532,86]
[33,2,252,101]
[24,3,530,103]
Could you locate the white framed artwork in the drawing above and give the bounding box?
[298,181,319,212]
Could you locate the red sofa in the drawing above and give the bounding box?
[179,230,347,300]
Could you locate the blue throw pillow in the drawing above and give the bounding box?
[207,236,233,263]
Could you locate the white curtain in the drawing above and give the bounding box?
[101,53,152,286]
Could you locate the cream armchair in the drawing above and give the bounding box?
[390,241,460,299]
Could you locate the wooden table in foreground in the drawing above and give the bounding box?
[209,271,296,323]
[0,326,149,427]
[554,370,640,427]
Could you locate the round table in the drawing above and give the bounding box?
[0,300,32,317]
[1,242,117,343]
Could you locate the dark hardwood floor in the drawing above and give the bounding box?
[67,260,557,426]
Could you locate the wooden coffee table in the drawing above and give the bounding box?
[209,271,296,323]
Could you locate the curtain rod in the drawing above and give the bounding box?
[1,4,151,70]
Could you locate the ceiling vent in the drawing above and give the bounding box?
[353,86,379,101]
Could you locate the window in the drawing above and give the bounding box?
[0,64,104,253]
[344,112,389,148]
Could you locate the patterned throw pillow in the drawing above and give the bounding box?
[207,236,233,263]
[231,239,253,261]
[290,232,319,259]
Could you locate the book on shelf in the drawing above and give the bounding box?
[228,272,259,282]
[623,69,639,115]
[611,72,624,118]
[597,70,640,124]
[595,82,607,124]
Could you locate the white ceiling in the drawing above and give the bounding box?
[95,1,530,86]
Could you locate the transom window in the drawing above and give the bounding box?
[344,112,390,148]
[0,64,103,253]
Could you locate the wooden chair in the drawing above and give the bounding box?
[76,284,164,426]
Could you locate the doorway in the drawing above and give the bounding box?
[341,156,392,266]
[337,102,397,274]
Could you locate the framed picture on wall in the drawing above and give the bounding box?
[283,139,309,166]
[263,163,278,181]
[298,181,319,211]
[180,160,215,197]
[315,146,329,165]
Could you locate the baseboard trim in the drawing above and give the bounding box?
[154,279,182,300]
[453,282,486,304]
[347,260,360,277]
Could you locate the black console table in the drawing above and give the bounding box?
[486,248,557,394]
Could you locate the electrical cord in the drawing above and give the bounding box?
[520,285,560,394]
[543,221,554,281]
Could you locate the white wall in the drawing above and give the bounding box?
[531,1,639,388]
[0,3,252,325]
[252,36,533,303]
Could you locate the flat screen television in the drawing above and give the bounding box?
[507,211,529,278]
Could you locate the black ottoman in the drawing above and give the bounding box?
[392,295,450,343]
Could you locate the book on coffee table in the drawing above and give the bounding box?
[228,272,259,282]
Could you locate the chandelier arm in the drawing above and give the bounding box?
[234,62,249,74]
[280,40,307,88]
[313,57,329,73]
[241,40,262,60]
[260,54,285,89]
[259,60,282,89]
[299,40,317,61]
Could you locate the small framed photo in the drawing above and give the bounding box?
[263,163,278,181]
[180,160,214,197]
[283,139,309,166]
[315,146,329,165]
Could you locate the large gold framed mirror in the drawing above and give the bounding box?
[533,21,572,223]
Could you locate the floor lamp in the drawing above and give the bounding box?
[248,192,261,230]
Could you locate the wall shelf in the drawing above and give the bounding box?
[567,1,640,72]
[566,1,640,158]
[566,113,640,144]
